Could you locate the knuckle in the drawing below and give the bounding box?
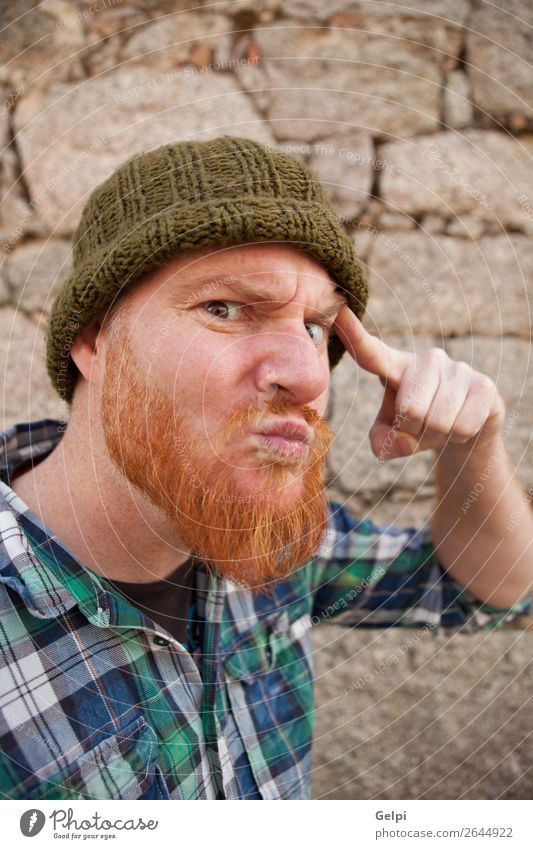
[399,401,425,421]
[429,416,452,435]
[454,359,473,378]
[427,347,447,365]
[496,392,507,415]
[452,424,474,442]
[475,372,495,394]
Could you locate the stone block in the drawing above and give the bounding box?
[14,67,274,236]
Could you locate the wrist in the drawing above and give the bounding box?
[434,428,505,467]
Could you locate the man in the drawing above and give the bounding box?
[0,135,531,801]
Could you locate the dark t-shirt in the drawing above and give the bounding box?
[9,459,198,649]
[108,557,196,647]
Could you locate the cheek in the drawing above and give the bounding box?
[150,327,249,414]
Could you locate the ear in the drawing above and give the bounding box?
[69,310,107,389]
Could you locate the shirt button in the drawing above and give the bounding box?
[153,635,170,647]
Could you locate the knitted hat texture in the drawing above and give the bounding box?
[46,135,368,403]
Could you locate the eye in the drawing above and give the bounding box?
[201,301,332,343]
[305,322,329,344]
[203,300,244,320]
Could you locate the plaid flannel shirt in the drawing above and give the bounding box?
[0,419,530,801]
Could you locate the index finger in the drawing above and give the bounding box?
[333,305,409,386]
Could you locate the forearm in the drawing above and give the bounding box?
[429,434,533,608]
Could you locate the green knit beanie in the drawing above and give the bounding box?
[46,134,368,404]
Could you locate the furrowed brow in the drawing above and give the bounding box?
[176,274,348,319]
[314,291,349,319]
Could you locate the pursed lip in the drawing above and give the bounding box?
[254,420,312,444]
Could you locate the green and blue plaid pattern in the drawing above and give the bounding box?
[0,420,529,800]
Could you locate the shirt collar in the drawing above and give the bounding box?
[0,418,66,487]
[0,419,169,631]
[0,477,108,622]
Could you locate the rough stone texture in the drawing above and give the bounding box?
[366,233,533,337]
[3,240,72,314]
[0,262,9,307]
[0,108,40,252]
[307,133,375,219]
[380,131,533,233]
[0,110,17,193]
[126,0,204,13]
[312,626,533,798]
[326,488,436,531]
[80,2,150,77]
[0,308,65,429]
[289,0,470,59]
[328,2,469,69]
[14,66,274,236]
[379,211,416,231]
[236,22,442,140]
[0,193,35,254]
[468,0,533,127]
[443,70,473,130]
[420,213,447,234]
[443,337,533,493]
[0,0,86,88]
[121,11,235,72]
[445,213,485,240]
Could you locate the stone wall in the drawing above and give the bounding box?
[1,0,532,798]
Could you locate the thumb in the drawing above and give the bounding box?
[370,424,418,461]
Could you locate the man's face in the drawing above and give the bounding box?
[98,242,347,588]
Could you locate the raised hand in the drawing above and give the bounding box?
[333,306,506,460]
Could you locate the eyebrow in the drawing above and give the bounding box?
[175,274,348,320]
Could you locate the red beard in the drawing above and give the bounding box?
[101,329,334,590]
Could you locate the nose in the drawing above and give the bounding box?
[252,328,330,408]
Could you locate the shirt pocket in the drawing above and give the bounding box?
[223,608,314,799]
[21,715,170,800]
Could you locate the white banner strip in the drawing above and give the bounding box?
[3,799,532,848]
